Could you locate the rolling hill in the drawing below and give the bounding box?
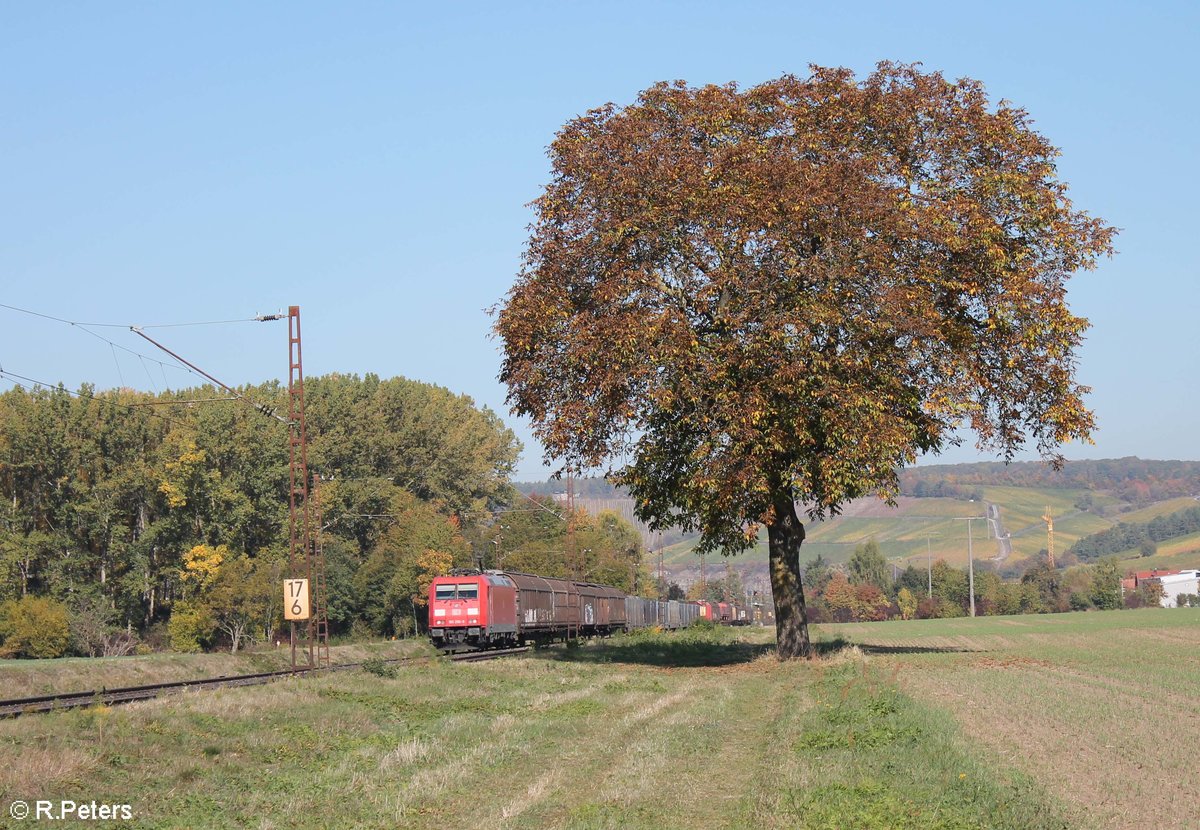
[519,459,1200,594]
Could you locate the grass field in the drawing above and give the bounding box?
[1112,531,1200,571]
[0,638,432,699]
[825,608,1200,830]
[3,610,1197,829]
[1110,496,1199,524]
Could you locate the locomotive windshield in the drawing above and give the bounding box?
[456,584,479,599]
[435,584,456,601]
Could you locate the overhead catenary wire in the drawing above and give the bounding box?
[124,397,239,406]
[461,489,569,523]
[130,327,291,426]
[0,302,286,390]
[0,366,193,432]
[0,302,209,383]
[0,301,280,329]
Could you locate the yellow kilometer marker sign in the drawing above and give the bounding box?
[284,578,311,621]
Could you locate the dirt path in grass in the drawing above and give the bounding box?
[484,655,808,829]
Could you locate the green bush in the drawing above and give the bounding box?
[0,595,71,658]
[167,601,215,653]
[361,658,399,678]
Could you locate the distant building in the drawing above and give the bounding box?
[1150,570,1200,608]
[1131,569,1184,587]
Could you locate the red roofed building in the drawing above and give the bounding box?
[1131,569,1183,587]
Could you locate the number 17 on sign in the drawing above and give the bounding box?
[284,579,310,620]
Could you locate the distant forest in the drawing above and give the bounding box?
[520,457,1200,508]
[1068,505,1200,563]
[899,458,1200,504]
[514,478,624,499]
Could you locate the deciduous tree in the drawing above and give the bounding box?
[848,540,891,594]
[498,63,1114,657]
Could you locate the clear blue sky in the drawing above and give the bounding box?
[2,2,1196,479]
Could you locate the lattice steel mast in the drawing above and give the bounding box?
[287,306,328,669]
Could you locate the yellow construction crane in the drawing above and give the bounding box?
[1042,506,1055,568]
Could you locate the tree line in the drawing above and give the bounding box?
[798,540,1166,623]
[0,374,560,657]
[900,459,1200,505]
[1067,505,1200,562]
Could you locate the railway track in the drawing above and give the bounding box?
[0,646,530,718]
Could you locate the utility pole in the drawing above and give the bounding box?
[926,535,933,599]
[565,467,576,579]
[967,519,975,618]
[629,543,637,595]
[953,516,996,618]
[130,311,324,663]
[657,532,664,599]
[1042,506,1055,569]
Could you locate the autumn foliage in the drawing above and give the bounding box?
[497,63,1115,657]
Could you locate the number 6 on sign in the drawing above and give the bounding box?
[284,579,310,620]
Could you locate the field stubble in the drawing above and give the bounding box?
[0,624,1074,829]
[828,608,1200,830]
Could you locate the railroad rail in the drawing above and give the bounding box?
[0,646,530,718]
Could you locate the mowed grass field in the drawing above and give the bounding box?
[1,610,1196,829]
[826,608,1200,830]
[0,639,432,699]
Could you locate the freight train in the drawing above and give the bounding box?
[427,568,753,650]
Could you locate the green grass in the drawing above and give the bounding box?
[1110,496,1200,524]
[0,638,432,698]
[5,612,1198,828]
[0,625,1071,830]
[778,661,1064,830]
[822,608,1200,829]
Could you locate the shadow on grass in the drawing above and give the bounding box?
[808,637,985,656]
[534,636,775,668]
[857,643,988,654]
[529,633,984,669]
[818,634,985,655]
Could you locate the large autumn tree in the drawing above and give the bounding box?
[496,63,1115,658]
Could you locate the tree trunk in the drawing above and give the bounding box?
[767,487,812,659]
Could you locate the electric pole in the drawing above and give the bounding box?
[926,535,933,599]
[1042,506,1055,568]
[566,467,576,579]
[953,516,998,618]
